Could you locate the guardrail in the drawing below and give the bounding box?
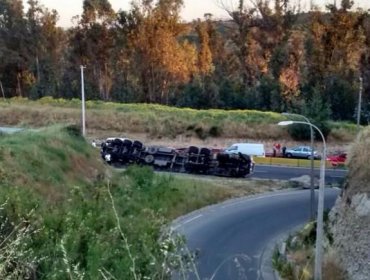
[253,157,346,169]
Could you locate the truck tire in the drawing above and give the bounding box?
[200,148,211,156]
[133,140,144,151]
[188,146,199,155]
[144,154,155,164]
[147,146,159,155]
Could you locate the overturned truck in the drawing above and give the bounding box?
[100,138,254,178]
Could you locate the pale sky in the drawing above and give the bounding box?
[23,0,370,28]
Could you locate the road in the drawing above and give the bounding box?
[253,165,347,184]
[172,188,340,280]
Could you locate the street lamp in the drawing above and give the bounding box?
[278,120,326,280]
[80,65,86,137]
[357,76,363,132]
[282,112,315,221]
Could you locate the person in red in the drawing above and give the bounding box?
[276,143,281,156]
[273,143,281,157]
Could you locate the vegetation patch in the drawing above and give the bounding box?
[272,212,345,280]
[0,98,358,142]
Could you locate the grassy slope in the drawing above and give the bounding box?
[0,126,286,279]
[0,97,358,142]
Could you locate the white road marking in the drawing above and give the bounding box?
[172,214,203,230]
[221,192,300,209]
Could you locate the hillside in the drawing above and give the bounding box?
[0,98,358,147]
[329,128,370,280]
[0,125,286,279]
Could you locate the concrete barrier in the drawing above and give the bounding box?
[253,157,343,169]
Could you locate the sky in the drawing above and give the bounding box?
[24,0,370,28]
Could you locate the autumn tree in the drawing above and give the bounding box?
[220,0,297,99]
[195,19,213,76]
[127,0,197,103]
[303,1,366,120]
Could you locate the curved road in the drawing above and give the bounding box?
[173,188,340,280]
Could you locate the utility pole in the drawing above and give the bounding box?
[80,65,86,137]
[0,80,5,102]
[357,76,363,132]
[282,113,315,221]
[278,121,327,280]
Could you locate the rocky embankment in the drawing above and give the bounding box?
[329,128,370,280]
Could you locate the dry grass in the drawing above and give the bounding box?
[0,99,357,149]
[322,250,347,280]
[344,127,370,198]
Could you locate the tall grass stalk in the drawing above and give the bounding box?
[60,237,85,280]
[107,183,139,280]
[0,204,37,279]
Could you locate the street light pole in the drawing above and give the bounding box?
[278,121,326,280]
[80,65,86,137]
[357,76,363,132]
[282,113,315,221]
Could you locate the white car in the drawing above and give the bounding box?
[285,146,320,159]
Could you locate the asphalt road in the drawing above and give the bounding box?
[253,165,347,184]
[172,188,340,280]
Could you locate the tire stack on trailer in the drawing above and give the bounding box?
[100,138,254,178]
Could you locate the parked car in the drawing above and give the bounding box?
[284,146,320,159]
[224,143,265,157]
[327,152,347,167]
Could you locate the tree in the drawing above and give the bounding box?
[128,0,198,103]
[26,0,65,98]
[195,19,213,76]
[0,0,28,97]
[69,0,116,100]
[303,2,367,120]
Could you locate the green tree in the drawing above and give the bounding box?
[69,0,116,100]
[0,0,29,97]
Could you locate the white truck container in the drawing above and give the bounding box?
[224,143,266,157]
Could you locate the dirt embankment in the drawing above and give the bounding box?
[329,128,370,280]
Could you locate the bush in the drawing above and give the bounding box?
[287,120,331,141]
[286,88,333,141]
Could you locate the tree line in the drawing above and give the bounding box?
[1,0,370,123]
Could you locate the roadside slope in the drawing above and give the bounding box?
[329,128,370,280]
[0,97,357,144]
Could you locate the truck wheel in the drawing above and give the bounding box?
[188,146,199,155]
[144,154,155,164]
[147,146,158,155]
[133,140,144,151]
